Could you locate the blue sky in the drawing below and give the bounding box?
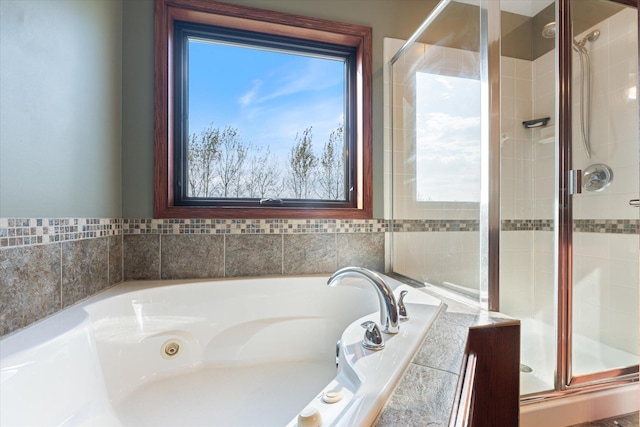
[188,39,345,163]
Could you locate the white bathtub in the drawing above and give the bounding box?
[1,274,442,427]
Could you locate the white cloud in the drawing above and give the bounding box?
[238,79,262,107]
[417,111,481,160]
[254,59,342,104]
[415,111,481,202]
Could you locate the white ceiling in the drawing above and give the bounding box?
[454,0,554,17]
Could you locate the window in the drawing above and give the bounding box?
[415,72,481,202]
[154,0,372,219]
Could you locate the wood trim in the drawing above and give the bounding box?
[154,0,373,219]
[152,205,373,220]
[450,353,477,427]
[167,7,365,46]
[451,321,520,427]
[360,24,373,217]
[154,0,170,217]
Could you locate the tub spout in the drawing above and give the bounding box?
[327,267,399,334]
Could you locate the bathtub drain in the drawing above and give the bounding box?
[162,340,181,359]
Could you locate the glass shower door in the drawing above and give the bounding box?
[388,0,485,305]
[569,0,639,382]
[498,0,559,395]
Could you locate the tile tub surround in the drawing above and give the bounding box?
[0,235,122,336]
[123,230,386,280]
[2,216,638,337]
[1,217,388,336]
[161,234,224,279]
[61,238,110,308]
[374,280,516,426]
[0,244,61,336]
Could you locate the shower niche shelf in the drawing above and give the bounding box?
[522,117,550,129]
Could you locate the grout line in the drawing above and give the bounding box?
[158,234,162,280]
[120,233,124,284]
[59,242,63,310]
[334,232,338,270]
[106,235,110,287]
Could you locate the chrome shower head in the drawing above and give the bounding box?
[541,21,600,53]
[573,29,600,53]
[577,29,601,46]
[542,22,556,39]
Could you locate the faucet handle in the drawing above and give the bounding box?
[398,290,409,321]
[360,321,385,351]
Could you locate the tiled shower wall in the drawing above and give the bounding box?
[570,8,639,354]
[499,52,537,319]
[501,7,639,354]
[500,48,559,323]
[0,218,386,337]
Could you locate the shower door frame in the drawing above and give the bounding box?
[553,0,639,396]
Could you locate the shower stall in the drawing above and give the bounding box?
[385,0,639,409]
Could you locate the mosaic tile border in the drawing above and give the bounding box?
[1,217,637,249]
[500,219,640,234]
[389,219,479,232]
[501,219,554,231]
[573,219,639,234]
[0,218,121,248]
[122,218,389,235]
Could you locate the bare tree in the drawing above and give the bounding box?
[315,124,345,200]
[245,146,282,198]
[188,123,220,197]
[189,123,346,201]
[213,126,249,197]
[286,126,317,198]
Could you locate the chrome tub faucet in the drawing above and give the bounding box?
[327,267,399,334]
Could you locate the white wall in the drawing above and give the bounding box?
[0,0,122,217]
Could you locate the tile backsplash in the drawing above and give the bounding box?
[0,234,122,336]
[1,216,637,338]
[0,218,386,337]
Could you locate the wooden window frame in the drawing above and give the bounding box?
[154,0,373,219]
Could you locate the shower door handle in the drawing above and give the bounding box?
[629,199,640,207]
[568,169,582,195]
